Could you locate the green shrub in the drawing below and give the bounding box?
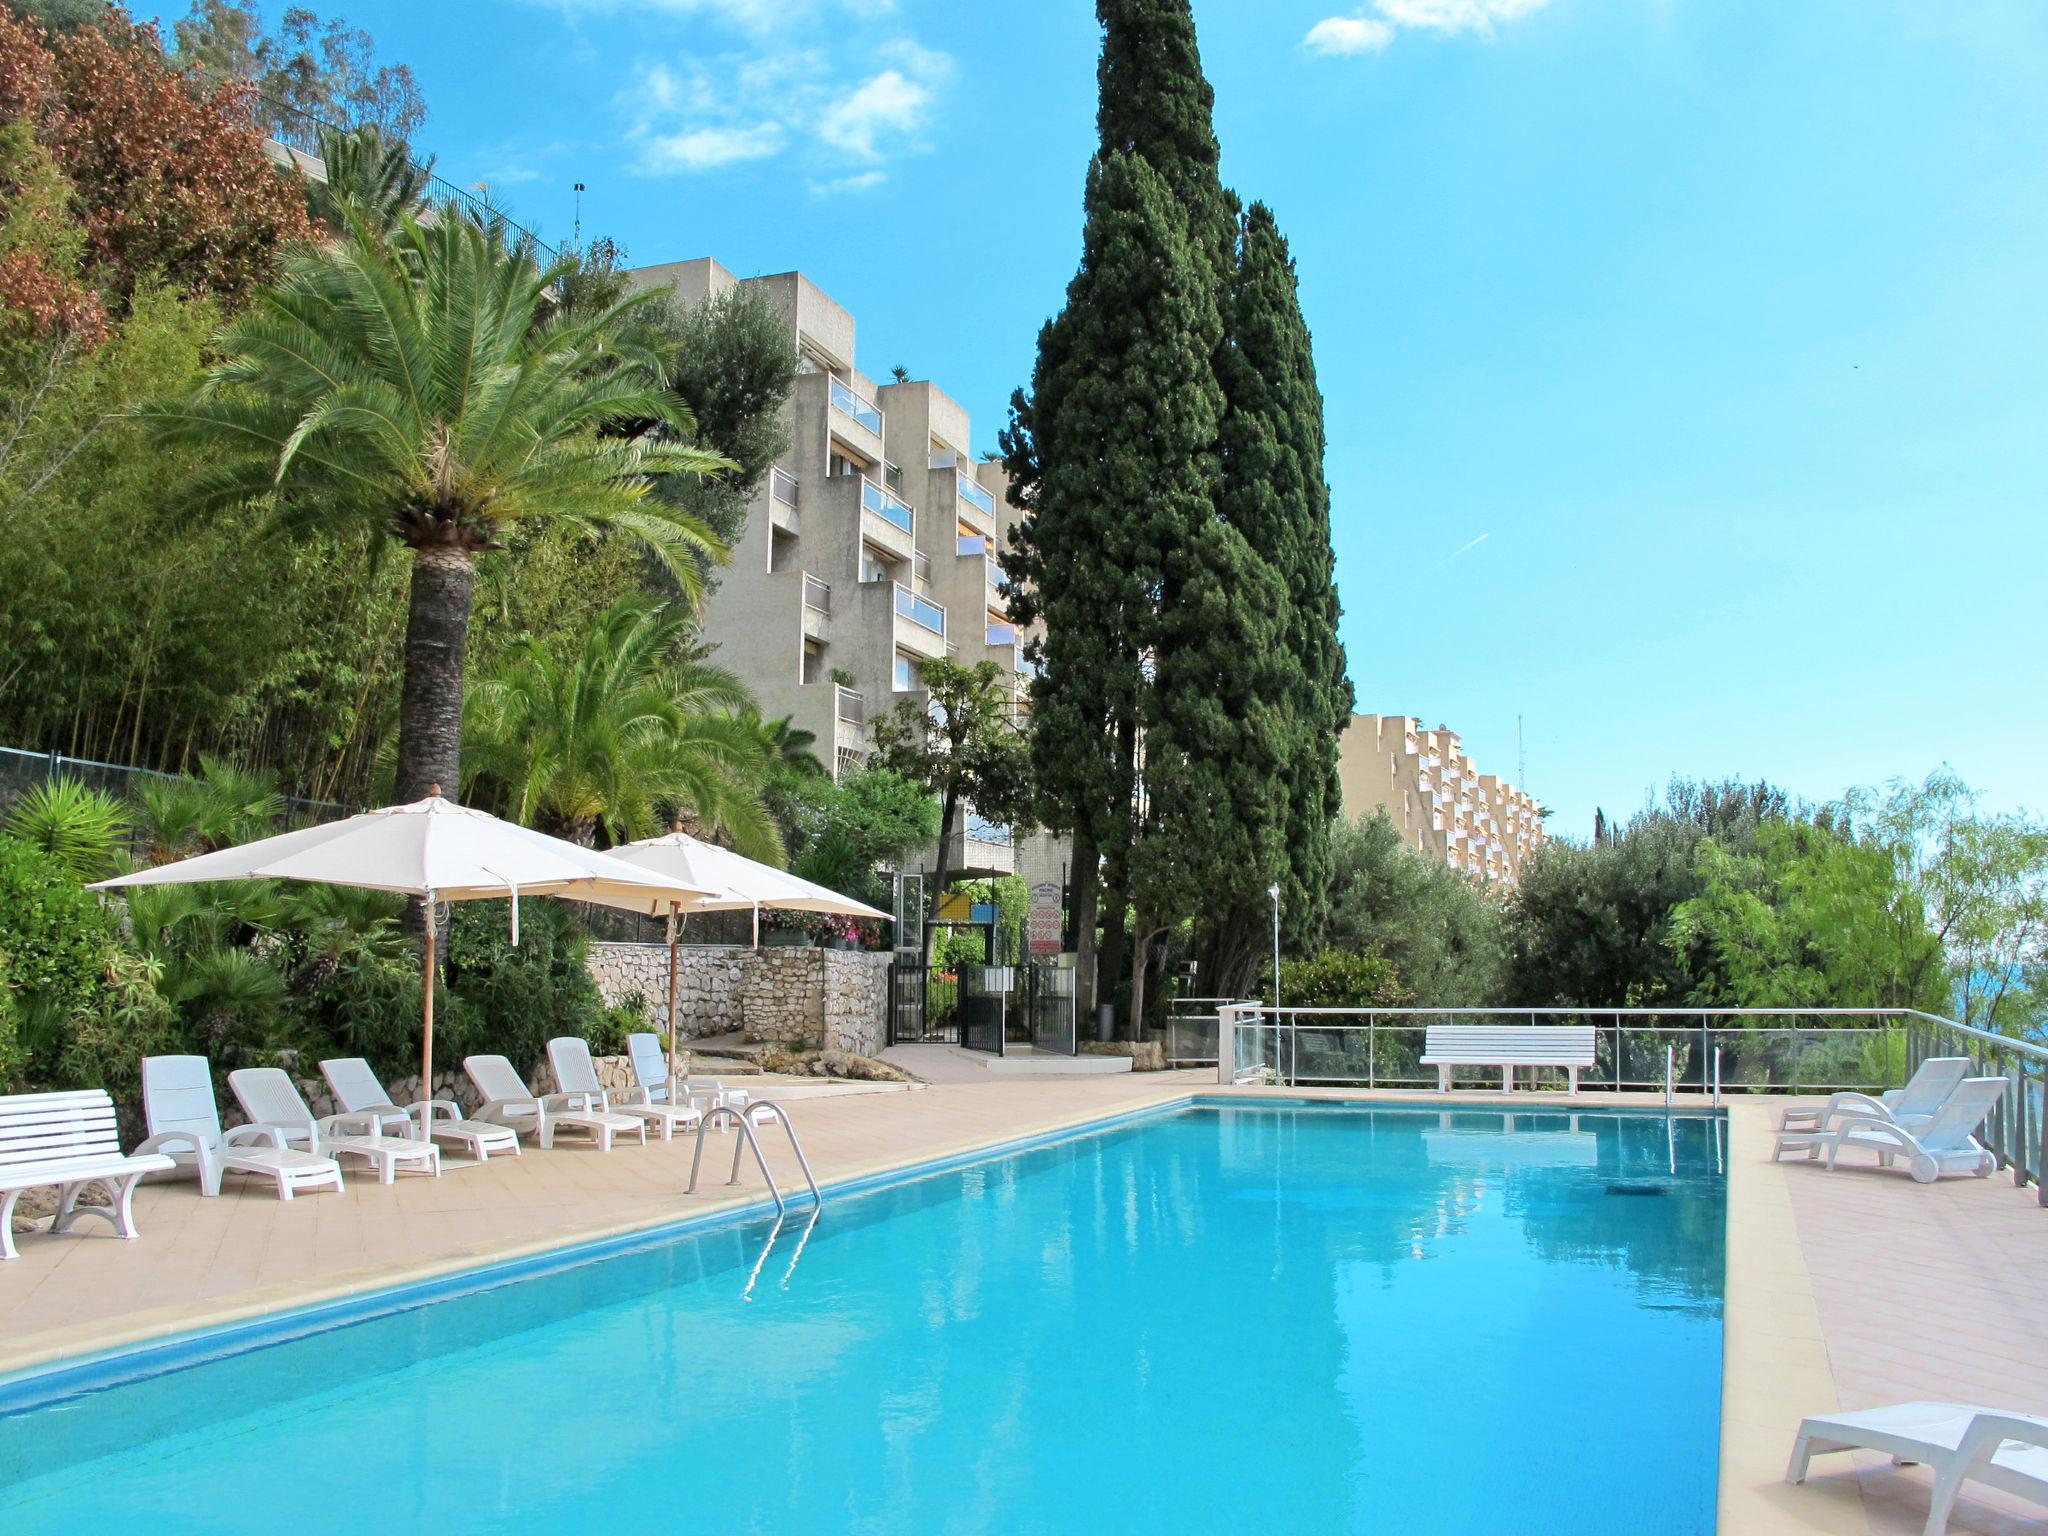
[443,900,612,1075]
[0,948,19,1093]
[0,836,177,1103]
[1271,948,1407,1010]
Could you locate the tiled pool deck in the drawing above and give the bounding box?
[2,1076,2041,1534]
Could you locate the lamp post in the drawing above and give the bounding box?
[1268,882,1281,1010]
[1269,882,1282,1085]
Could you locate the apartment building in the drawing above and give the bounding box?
[625,258,1036,881]
[1336,714,1546,887]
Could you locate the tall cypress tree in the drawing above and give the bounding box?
[1001,150,1223,1023]
[1203,202,1352,989]
[1093,0,1238,284]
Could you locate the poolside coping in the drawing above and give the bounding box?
[3,1079,2042,1534]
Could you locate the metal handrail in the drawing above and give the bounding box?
[1207,1003,2046,1201]
[686,1102,823,1216]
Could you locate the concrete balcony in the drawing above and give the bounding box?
[768,466,799,536]
[892,581,947,660]
[828,376,884,460]
[833,684,865,760]
[949,814,1015,877]
[857,475,915,564]
[801,573,830,643]
[955,468,996,531]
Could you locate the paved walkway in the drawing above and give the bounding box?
[2,1078,2042,1536]
[1783,1144,2047,1534]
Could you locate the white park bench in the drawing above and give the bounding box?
[0,1089,176,1261]
[1419,1024,1597,1095]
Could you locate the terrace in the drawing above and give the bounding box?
[0,1061,2040,1534]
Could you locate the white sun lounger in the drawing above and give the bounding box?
[0,1090,177,1260]
[135,1055,343,1200]
[1775,1078,2004,1182]
[318,1057,521,1162]
[548,1037,700,1142]
[626,1032,689,1107]
[229,1068,441,1185]
[1778,1056,1972,1135]
[464,1054,646,1152]
[1788,1401,2048,1535]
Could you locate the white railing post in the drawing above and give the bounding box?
[1215,1003,1239,1087]
[1664,1045,1674,1107]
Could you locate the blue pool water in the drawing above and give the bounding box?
[0,1102,1725,1535]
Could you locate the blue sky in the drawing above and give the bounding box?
[195,0,2048,838]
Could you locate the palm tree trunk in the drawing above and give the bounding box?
[393,546,476,804]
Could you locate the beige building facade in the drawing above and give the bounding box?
[625,258,1040,883]
[1336,714,1546,887]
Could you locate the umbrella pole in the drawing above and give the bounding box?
[666,902,680,1098]
[419,887,437,1140]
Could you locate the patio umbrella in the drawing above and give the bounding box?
[587,825,889,1091]
[92,790,716,1116]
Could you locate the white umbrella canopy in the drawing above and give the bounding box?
[92,793,716,1109]
[583,828,890,1091]
[596,829,890,920]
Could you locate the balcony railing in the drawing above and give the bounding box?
[771,466,799,508]
[860,476,914,535]
[913,549,933,590]
[802,574,830,615]
[965,813,1013,847]
[957,533,987,557]
[987,621,1017,646]
[834,684,865,727]
[830,377,882,436]
[895,582,946,637]
[956,471,996,519]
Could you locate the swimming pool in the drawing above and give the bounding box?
[0,1100,1725,1534]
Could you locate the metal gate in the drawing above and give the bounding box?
[1028,958,1077,1055]
[888,958,939,1045]
[958,965,1008,1055]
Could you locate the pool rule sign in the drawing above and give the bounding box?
[1028,881,1063,955]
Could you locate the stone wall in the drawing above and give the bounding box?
[823,950,890,1056]
[586,942,748,1038]
[586,941,890,1053]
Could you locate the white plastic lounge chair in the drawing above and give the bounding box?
[228,1067,441,1185]
[1778,1056,1972,1135]
[464,1054,646,1152]
[549,1037,700,1142]
[135,1055,343,1200]
[1787,1401,2048,1535]
[1777,1078,2004,1182]
[626,1032,688,1106]
[318,1057,521,1162]
[0,1090,177,1261]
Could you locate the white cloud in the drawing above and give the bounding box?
[819,70,934,160]
[811,169,888,196]
[640,122,784,172]
[1304,15,1394,54]
[1303,0,1556,54]
[618,18,951,180]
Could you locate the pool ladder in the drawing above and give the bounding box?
[686,1101,823,1219]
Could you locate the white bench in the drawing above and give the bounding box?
[1419,1024,1597,1095]
[0,1089,176,1261]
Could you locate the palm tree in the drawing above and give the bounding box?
[463,593,781,857]
[142,204,729,811]
[306,122,431,236]
[757,713,828,778]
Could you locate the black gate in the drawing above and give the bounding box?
[888,958,933,1046]
[958,965,1007,1055]
[1027,958,1077,1055]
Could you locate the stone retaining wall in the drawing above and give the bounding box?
[586,942,890,1054]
